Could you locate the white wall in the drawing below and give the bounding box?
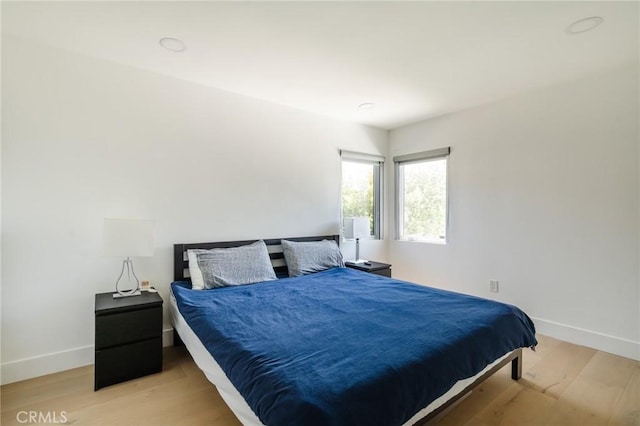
[3,33,637,387]
[389,64,640,360]
[0,35,388,384]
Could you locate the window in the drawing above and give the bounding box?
[341,151,384,239]
[394,147,450,243]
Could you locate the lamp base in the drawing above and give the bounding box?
[113,290,142,299]
[347,259,368,264]
[113,257,141,299]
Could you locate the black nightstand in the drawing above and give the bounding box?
[94,291,163,390]
[345,261,392,278]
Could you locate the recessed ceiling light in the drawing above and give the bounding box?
[566,17,604,35]
[359,103,375,110]
[159,37,186,52]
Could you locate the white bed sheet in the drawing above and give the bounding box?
[170,289,509,426]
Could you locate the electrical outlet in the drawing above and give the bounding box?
[490,280,499,293]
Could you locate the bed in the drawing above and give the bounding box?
[170,235,537,426]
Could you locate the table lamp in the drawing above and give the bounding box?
[344,217,370,264]
[103,218,154,299]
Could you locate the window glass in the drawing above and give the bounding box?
[341,155,383,239]
[396,154,448,243]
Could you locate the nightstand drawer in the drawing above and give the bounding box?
[95,306,161,349]
[95,337,162,390]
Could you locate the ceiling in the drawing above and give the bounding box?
[2,1,638,130]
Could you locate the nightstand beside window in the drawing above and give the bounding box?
[345,261,392,278]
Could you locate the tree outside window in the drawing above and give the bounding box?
[341,152,383,239]
[395,148,449,243]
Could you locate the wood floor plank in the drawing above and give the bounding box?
[526,334,562,361]
[609,363,640,426]
[68,385,233,426]
[518,340,596,399]
[0,364,89,396]
[545,376,626,426]
[2,363,188,415]
[580,351,637,389]
[469,382,556,425]
[435,368,515,426]
[1,371,93,412]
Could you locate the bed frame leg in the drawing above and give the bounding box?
[511,348,522,380]
[173,329,184,347]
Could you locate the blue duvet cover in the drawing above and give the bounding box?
[172,267,536,426]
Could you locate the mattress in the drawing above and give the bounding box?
[170,268,535,425]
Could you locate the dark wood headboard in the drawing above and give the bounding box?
[174,235,340,281]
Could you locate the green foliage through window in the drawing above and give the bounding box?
[398,158,447,242]
[342,160,377,236]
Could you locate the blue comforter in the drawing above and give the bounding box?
[172,267,536,426]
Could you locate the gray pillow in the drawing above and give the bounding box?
[281,239,344,277]
[190,240,277,289]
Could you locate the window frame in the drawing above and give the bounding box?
[394,147,450,243]
[340,150,385,240]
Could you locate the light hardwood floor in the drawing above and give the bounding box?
[1,335,638,425]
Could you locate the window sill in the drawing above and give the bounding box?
[397,238,447,245]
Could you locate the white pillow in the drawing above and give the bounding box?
[187,250,206,290]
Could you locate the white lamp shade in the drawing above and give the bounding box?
[103,218,154,257]
[344,217,370,239]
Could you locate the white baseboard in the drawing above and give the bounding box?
[531,316,640,361]
[162,327,174,347]
[1,345,94,386]
[0,328,176,385]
